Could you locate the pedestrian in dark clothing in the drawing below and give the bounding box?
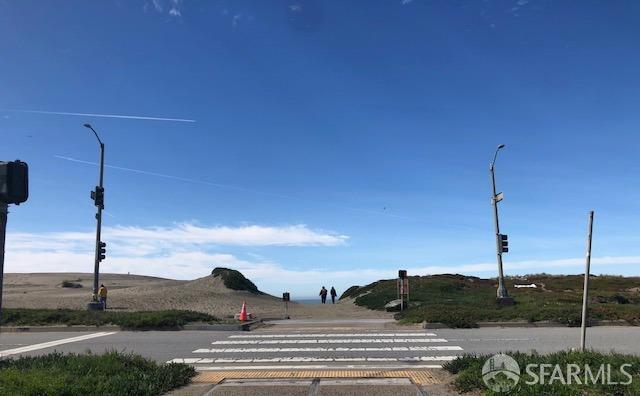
[319,286,328,304]
[330,287,337,304]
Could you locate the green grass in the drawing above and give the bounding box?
[1,308,221,330]
[0,351,196,396]
[342,274,640,327]
[211,267,262,294]
[443,350,640,395]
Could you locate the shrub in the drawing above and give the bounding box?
[61,280,83,288]
[211,267,261,294]
[1,308,219,330]
[0,351,196,396]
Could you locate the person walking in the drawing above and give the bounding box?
[319,286,328,304]
[98,284,108,309]
[330,287,337,304]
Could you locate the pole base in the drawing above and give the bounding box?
[87,301,105,311]
[496,297,515,306]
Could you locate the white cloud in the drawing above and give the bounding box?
[152,0,163,12]
[401,0,413,5]
[8,223,348,252]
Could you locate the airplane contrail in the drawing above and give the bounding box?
[0,109,196,123]
[54,155,414,221]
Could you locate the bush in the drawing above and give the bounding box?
[444,350,640,395]
[0,351,196,396]
[211,267,261,294]
[1,309,219,330]
[61,280,83,288]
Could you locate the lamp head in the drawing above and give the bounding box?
[497,144,505,150]
[83,123,92,129]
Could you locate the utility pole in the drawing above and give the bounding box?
[490,144,514,305]
[84,124,107,311]
[580,211,594,351]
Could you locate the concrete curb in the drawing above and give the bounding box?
[0,320,263,333]
[422,319,634,329]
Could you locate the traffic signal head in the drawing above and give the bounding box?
[91,186,104,209]
[282,292,290,302]
[398,270,407,279]
[98,241,106,261]
[499,234,509,253]
[0,160,28,205]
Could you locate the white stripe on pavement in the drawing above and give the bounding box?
[228,333,437,338]
[0,332,118,358]
[212,338,448,345]
[194,346,462,353]
[167,356,458,364]
[194,364,445,370]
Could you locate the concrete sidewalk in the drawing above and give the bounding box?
[167,377,458,396]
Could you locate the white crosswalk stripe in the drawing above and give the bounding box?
[167,331,463,368]
[212,338,448,345]
[167,355,458,364]
[228,333,437,338]
[194,346,462,353]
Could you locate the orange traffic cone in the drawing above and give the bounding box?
[239,301,248,321]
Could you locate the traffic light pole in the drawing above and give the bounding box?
[490,165,508,300]
[0,202,8,324]
[490,146,513,304]
[92,142,104,301]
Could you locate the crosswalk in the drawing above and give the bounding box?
[167,330,463,369]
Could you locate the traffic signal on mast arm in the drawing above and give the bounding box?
[498,234,509,253]
[98,241,106,261]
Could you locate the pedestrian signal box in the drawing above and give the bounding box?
[282,292,290,302]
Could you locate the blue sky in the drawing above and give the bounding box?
[2,0,640,297]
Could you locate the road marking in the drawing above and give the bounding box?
[193,364,444,371]
[0,332,118,358]
[194,346,462,353]
[229,333,437,339]
[169,357,454,364]
[212,338,448,345]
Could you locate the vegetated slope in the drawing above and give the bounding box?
[341,274,640,328]
[211,267,262,294]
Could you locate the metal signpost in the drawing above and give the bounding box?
[84,124,107,311]
[490,144,514,305]
[282,292,290,319]
[0,160,29,324]
[580,211,595,351]
[398,270,408,311]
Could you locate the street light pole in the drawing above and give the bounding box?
[490,144,513,304]
[84,124,105,310]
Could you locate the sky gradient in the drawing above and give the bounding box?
[2,0,640,297]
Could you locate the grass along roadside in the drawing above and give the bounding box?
[0,351,196,396]
[1,308,223,330]
[444,350,640,395]
[341,274,640,328]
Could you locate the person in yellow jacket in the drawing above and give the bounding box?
[98,284,108,309]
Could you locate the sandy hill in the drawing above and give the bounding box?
[3,270,283,318]
[3,269,392,320]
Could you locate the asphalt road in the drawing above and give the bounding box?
[1,322,639,370]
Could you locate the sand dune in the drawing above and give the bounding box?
[2,273,392,320]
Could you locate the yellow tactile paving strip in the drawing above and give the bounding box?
[194,370,439,385]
